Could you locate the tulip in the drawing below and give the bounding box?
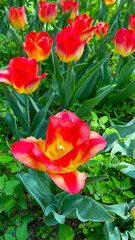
[0,57,47,94]
[60,0,79,19]
[11,111,107,194]
[68,14,96,41]
[38,1,57,23]
[128,14,135,34]
[23,31,53,62]
[8,6,27,29]
[95,21,110,38]
[104,0,116,5]
[113,28,135,57]
[56,26,86,63]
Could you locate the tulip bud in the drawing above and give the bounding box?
[9,6,27,29]
[95,21,110,38]
[38,1,57,23]
[113,28,135,57]
[104,0,116,5]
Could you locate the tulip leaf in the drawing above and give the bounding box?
[31,92,55,137]
[65,61,75,108]
[51,45,65,104]
[17,169,112,226]
[108,79,135,104]
[113,162,135,179]
[85,175,108,185]
[116,58,135,85]
[8,24,24,57]
[69,55,110,106]
[1,83,30,134]
[3,112,21,140]
[76,84,115,118]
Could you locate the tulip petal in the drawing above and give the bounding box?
[11,137,47,171]
[0,70,12,85]
[23,74,48,94]
[47,170,86,194]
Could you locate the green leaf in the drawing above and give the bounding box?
[3,112,21,140]
[51,45,65,103]
[5,235,16,240]
[16,223,28,240]
[108,79,135,104]
[85,175,108,185]
[0,142,8,151]
[117,58,135,85]
[4,198,16,212]
[58,224,75,240]
[65,61,75,108]
[117,162,135,179]
[76,85,115,118]
[123,191,134,198]
[8,23,24,56]
[1,84,30,134]
[5,180,20,195]
[0,176,4,190]
[69,55,110,106]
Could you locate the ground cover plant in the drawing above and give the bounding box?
[0,0,135,239]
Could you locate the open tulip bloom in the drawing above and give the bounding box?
[23,31,53,62]
[128,14,135,34]
[8,6,27,29]
[95,21,110,38]
[11,111,107,194]
[68,13,97,41]
[0,57,48,94]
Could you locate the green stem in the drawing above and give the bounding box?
[25,94,30,128]
[112,56,123,84]
[20,28,24,42]
[36,62,42,100]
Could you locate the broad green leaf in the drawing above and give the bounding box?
[58,224,75,240]
[111,139,135,158]
[117,162,135,179]
[16,223,28,240]
[3,112,21,140]
[5,180,20,195]
[76,85,115,118]
[69,55,110,106]
[4,198,16,212]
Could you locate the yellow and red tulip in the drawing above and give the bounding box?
[128,14,135,34]
[38,1,57,23]
[23,31,53,62]
[8,6,27,29]
[11,111,107,194]
[104,0,116,5]
[0,57,47,94]
[60,0,79,19]
[68,13,96,41]
[56,26,86,63]
[95,21,110,38]
[113,28,135,57]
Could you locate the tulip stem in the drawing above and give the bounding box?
[112,56,123,84]
[25,94,30,128]
[21,29,24,42]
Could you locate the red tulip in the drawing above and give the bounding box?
[56,26,86,63]
[95,21,110,38]
[23,31,53,62]
[0,57,47,94]
[8,6,27,29]
[60,0,79,19]
[104,0,116,5]
[128,14,135,34]
[113,28,135,57]
[68,13,96,41]
[11,111,107,194]
[38,1,57,23]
